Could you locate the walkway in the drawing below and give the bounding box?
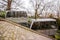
[0,21,53,40]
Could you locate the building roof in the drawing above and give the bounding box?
[31,18,56,22]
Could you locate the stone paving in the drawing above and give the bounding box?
[0,21,53,40]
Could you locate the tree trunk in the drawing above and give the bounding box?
[7,0,12,10]
[35,9,38,19]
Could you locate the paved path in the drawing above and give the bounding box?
[0,21,53,40]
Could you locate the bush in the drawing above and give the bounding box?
[28,17,32,24]
[55,30,60,40]
[56,18,60,30]
[48,14,54,18]
[0,11,6,18]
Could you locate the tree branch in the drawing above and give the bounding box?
[0,2,7,6]
[2,0,8,3]
[12,0,23,7]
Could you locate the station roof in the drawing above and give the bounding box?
[31,18,56,22]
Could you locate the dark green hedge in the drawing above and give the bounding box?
[55,18,60,40]
[56,19,60,30]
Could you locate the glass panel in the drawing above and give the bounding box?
[32,21,57,30]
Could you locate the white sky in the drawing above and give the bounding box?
[0,0,60,16]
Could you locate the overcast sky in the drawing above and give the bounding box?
[0,0,59,11]
[0,0,60,16]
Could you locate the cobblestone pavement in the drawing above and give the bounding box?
[0,21,53,40]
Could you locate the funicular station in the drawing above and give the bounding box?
[5,11,58,37]
[0,0,58,38]
[0,11,55,40]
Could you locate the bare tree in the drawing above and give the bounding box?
[30,0,55,19]
[30,0,42,19]
[6,0,12,10]
[0,0,7,10]
[0,0,24,10]
[57,0,60,18]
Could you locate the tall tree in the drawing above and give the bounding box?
[30,0,55,19]
[57,0,60,18]
[30,0,41,19]
[7,0,12,10]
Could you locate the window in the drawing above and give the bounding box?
[31,21,57,30]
